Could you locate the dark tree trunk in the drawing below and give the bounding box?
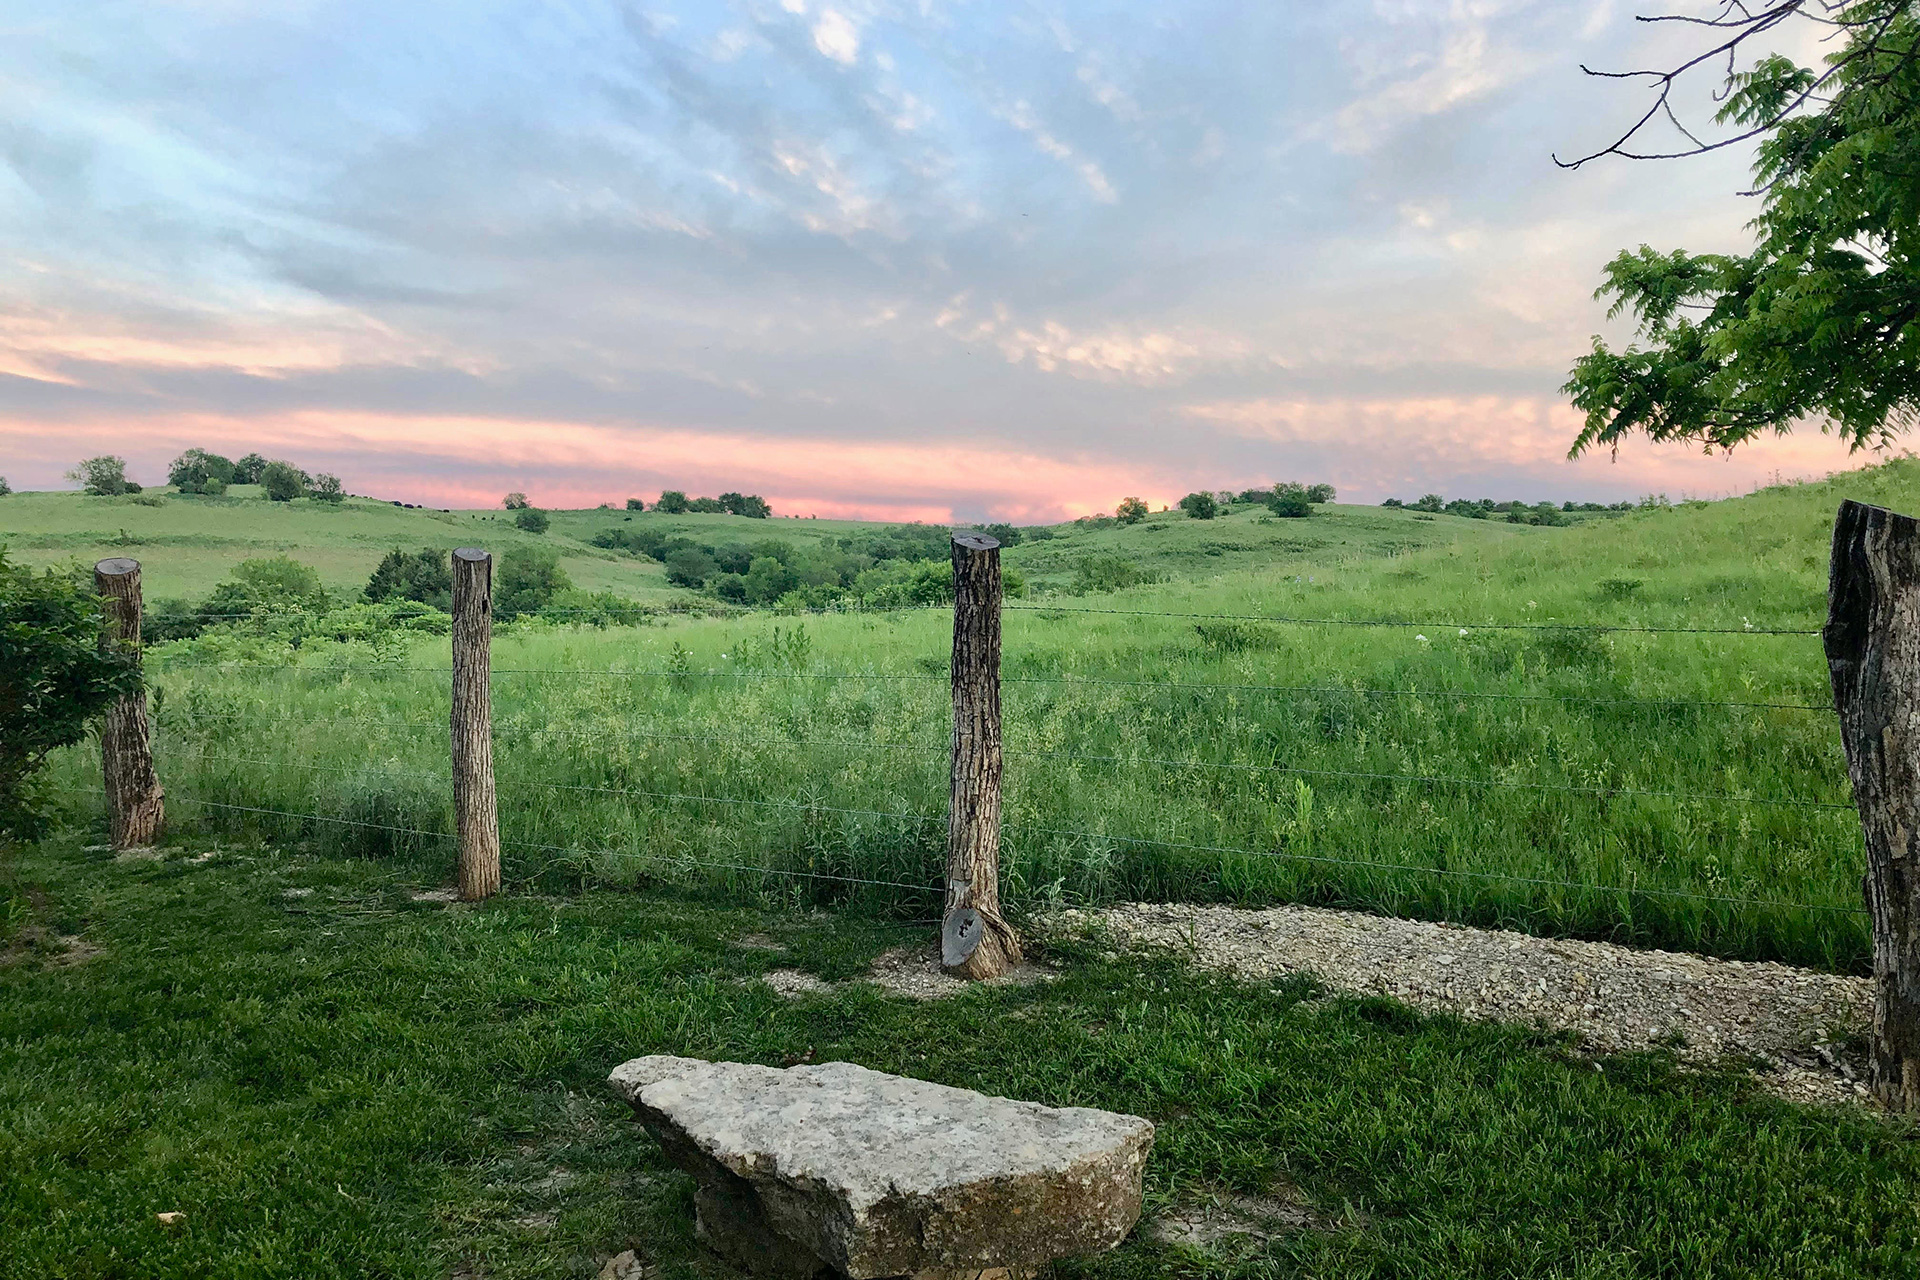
[944,533,1021,978]
[451,549,500,901]
[94,558,163,849]
[1824,499,1920,1112]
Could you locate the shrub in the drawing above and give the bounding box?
[663,546,717,588]
[503,492,530,510]
[688,496,726,513]
[655,490,690,513]
[260,461,309,502]
[744,556,800,604]
[626,497,646,511]
[365,548,452,610]
[971,522,1022,546]
[1268,491,1312,518]
[1177,492,1218,520]
[68,456,129,496]
[1411,494,1445,513]
[0,477,9,497]
[200,556,331,623]
[1074,554,1154,594]
[1382,498,1404,508]
[1116,496,1149,524]
[167,448,234,495]
[495,546,570,618]
[719,492,772,518]
[1306,483,1336,503]
[513,507,551,534]
[1,551,142,839]
[310,473,345,504]
[231,453,269,484]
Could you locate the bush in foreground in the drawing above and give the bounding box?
[0,551,141,839]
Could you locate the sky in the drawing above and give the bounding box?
[0,0,1884,520]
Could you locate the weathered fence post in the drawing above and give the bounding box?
[1824,499,1920,1112]
[450,548,500,901]
[94,558,164,849]
[943,532,1021,979]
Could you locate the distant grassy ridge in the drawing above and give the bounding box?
[38,463,1920,973]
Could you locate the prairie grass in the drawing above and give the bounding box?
[43,464,1920,973]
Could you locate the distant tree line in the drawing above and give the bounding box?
[1382,494,1640,525]
[1175,482,1337,521]
[606,490,773,517]
[60,451,345,503]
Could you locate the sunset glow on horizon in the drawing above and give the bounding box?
[0,2,1885,520]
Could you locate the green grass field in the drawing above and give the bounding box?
[23,461,1917,972]
[0,483,1549,606]
[8,466,1920,1278]
[2,835,1915,1279]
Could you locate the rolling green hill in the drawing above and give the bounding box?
[0,482,1573,608]
[32,459,1920,975]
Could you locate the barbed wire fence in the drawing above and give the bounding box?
[70,512,1920,1109]
[71,544,1868,938]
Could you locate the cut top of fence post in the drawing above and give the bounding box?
[951,531,1001,553]
[94,557,140,579]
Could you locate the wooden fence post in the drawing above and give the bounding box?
[943,532,1021,979]
[1824,499,1920,1112]
[451,548,500,901]
[94,558,164,849]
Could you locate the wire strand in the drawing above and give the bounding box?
[1004,603,1820,636]
[1007,822,1870,915]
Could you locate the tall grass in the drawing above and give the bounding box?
[48,463,1918,974]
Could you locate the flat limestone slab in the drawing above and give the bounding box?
[609,1055,1154,1279]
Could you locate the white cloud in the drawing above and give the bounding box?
[1000,101,1117,202]
[812,9,860,64]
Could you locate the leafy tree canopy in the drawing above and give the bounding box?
[231,453,270,485]
[1177,491,1219,520]
[259,460,310,502]
[168,448,234,495]
[68,456,130,496]
[496,546,570,618]
[513,507,550,533]
[365,548,452,610]
[1565,1,1920,456]
[502,492,530,510]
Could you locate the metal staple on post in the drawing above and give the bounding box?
[93,557,163,849]
[450,548,501,900]
[943,531,1021,979]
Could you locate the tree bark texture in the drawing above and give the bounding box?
[451,549,501,901]
[1824,499,1920,1112]
[94,558,163,849]
[945,533,1021,978]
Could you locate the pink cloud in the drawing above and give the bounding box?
[0,411,1182,521]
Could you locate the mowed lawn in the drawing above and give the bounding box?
[1,836,1916,1279]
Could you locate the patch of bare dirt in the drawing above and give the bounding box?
[761,969,834,997]
[2,925,101,969]
[1150,1180,1336,1249]
[861,945,1056,1001]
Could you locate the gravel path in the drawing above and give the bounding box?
[1047,903,1874,1106]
